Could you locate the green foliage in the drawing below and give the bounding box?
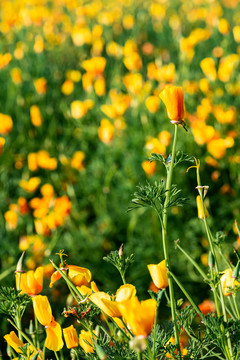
[0,286,31,318]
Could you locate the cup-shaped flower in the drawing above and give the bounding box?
[45,319,64,351]
[196,195,209,219]
[220,268,240,296]
[4,331,24,353]
[32,295,52,326]
[16,267,43,296]
[50,265,91,288]
[90,284,136,317]
[115,284,136,302]
[79,330,94,353]
[160,86,184,121]
[90,292,121,317]
[118,297,157,336]
[147,260,168,289]
[63,325,79,349]
[4,332,43,359]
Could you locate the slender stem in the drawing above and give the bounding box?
[0,265,15,281]
[197,171,233,360]
[233,294,240,320]
[137,351,143,360]
[7,319,43,360]
[168,270,204,321]
[54,351,60,360]
[74,349,80,360]
[228,297,238,319]
[35,315,40,349]
[120,271,126,285]
[161,124,181,356]
[176,242,207,281]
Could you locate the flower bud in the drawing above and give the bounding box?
[208,252,215,268]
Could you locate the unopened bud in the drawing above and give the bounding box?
[129,336,147,352]
[208,252,215,268]
[29,320,34,335]
[95,344,108,360]
[119,243,124,257]
[232,262,240,279]
[15,252,25,273]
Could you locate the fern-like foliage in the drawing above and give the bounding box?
[0,286,31,318]
[128,181,188,220]
[148,151,195,169]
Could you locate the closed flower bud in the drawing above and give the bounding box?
[196,195,209,219]
[208,252,215,268]
[63,325,79,349]
[160,86,184,121]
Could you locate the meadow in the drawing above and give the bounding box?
[0,0,240,359]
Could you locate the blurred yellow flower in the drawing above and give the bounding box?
[98,119,114,144]
[0,114,13,134]
[30,105,42,127]
[34,77,47,94]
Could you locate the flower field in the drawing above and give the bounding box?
[1,0,240,359]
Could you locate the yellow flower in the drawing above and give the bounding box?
[90,291,121,317]
[4,210,18,230]
[4,331,44,359]
[4,331,24,353]
[220,269,239,296]
[196,195,209,220]
[30,105,42,127]
[63,325,79,349]
[118,297,157,336]
[147,260,168,289]
[70,151,85,170]
[32,295,52,326]
[98,119,114,144]
[45,319,64,351]
[200,58,217,81]
[145,96,160,113]
[50,265,91,288]
[34,77,47,94]
[19,177,41,193]
[160,86,184,121]
[61,79,74,95]
[142,161,156,176]
[90,284,136,317]
[16,267,43,295]
[79,330,94,353]
[0,113,13,134]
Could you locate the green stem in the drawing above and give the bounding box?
[54,351,60,360]
[120,271,126,285]
[35,314,40,349]
[168,270,204,321]
[227,297,238,319]
[197,171,233,360]
[161,124,181,356]
[176,242,207,281]
[7,318,43,360]
[137,351,143,360]
[0,265,15,281]
[233,294,240,320]
[74,349,80,360]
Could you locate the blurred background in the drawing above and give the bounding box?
[0,0,240,352]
